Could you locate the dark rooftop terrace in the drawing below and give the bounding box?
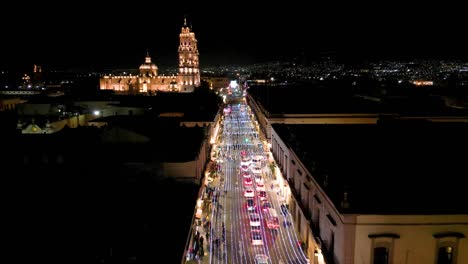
[96,115,207,162]
[249,83,468,116]
[273,120,468,214]
[249,83,383,114]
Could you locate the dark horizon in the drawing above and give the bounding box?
[2,2,468,71]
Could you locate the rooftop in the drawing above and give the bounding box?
[94,115,207,162]
[249,82,468,117]
[273,120,468,214]
[249,83,383,114]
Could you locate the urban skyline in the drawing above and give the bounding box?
[1,5,468,264]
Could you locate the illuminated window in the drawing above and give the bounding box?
[434,232,465,264]
[437,247,453,264]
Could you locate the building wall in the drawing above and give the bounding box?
[74,101,118,111]
[269,115,379,125]
[209,109,222,144]
[247,93,270,141]
[270,125,468,264]
[101,106,145,117]
[203,77,230,90]
[161,161,197,179]
[0,97,25,111]
[160,134,210,184]
[51,114,92,130]
[353,215,468,264]
[20,114,93,134]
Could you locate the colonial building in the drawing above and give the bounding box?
[100,18,200,93]
[269,122,468,264]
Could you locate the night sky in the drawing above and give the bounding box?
[1,2,467,70]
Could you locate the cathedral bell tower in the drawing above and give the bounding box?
[177,18,200,92]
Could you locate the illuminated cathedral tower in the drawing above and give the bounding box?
[177,18,200,92]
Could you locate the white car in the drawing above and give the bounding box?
[244,187,255,198]
[252,157,263,167]
[251,231,263,245]
[249,213,261,226]
[256,181,265,191]
[254,174,263,183]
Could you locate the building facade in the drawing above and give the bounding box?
[269,125,468,264]
[100,19,200,93]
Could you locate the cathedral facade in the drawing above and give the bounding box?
[100,19,200,93]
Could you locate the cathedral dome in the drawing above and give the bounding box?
[139,52,158,76]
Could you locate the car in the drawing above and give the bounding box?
[259,191,267,201]
[252,162,262,169]
[255,254,270,264]
[261,201,272,212]
[244,177,253,186]
[242,171,251,178]
[246,198,256,211]
[256,181,265,191]
[249,213,261,226]
[254,174,263,183]
[241,164,249,172]
[251,231,263,245]
[244,187,255,198]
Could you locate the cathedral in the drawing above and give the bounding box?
[100,19,201,93]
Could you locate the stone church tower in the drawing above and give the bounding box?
[177,18,200,92]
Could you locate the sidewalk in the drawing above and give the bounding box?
[185,172,222,263]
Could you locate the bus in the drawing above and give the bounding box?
[264,208,280,229]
